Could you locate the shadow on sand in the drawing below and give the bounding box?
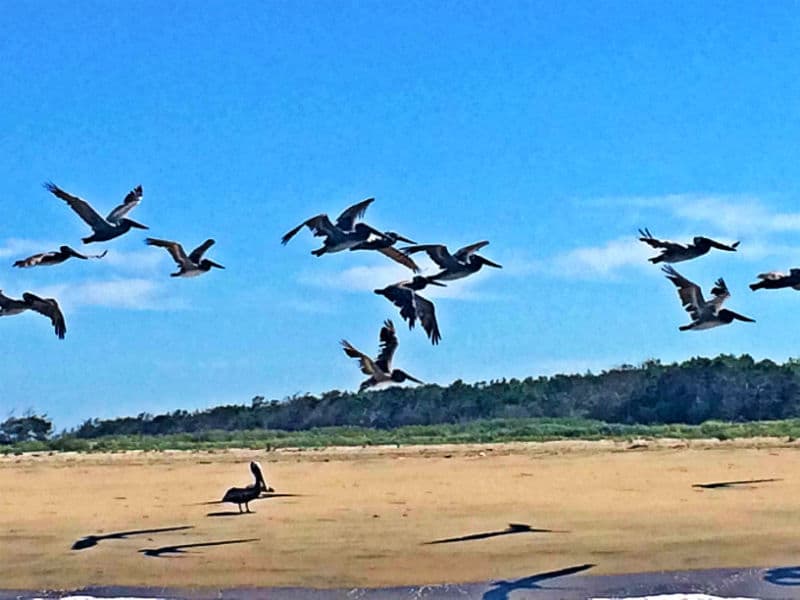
[482,563,595,600]
[71,525,194,550]
[765,566,800,586]
[692,478,782,489]
[423,523,565,545]
[138,537,260,557]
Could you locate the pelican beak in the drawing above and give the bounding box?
[481,257,503,268]
[396,234,416,244]
[127,220,149,230]
[710,240,740,251]
[731,311,755,323]
[406,374,424,384]
[208,261,225,269]
[427,279,447,287]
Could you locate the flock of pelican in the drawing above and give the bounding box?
[639,228,799,331]
[1,182,223,339]
[282,198,502,389]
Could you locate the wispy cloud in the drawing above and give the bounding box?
[35,278,182,311]
[101,247,169,274]
[0,238,60,259]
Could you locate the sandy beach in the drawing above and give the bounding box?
[2,438,799,591]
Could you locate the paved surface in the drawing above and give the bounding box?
[3,565,800,599]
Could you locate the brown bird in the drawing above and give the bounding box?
[13,246,107,268]
[0,291,66,339]
[341,320,424,391]
[374,276,444,344]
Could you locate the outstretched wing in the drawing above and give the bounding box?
[709,277,730,310]
[341,340,377,375]
[13,252,50,268]
[757,271,787,281]
[401,244,461,270]
[22,293,66,339]
[662,265,705,320]
[145,238,189,266]
[375,320,398,372]
[638,228,685,251]
[453,240,490,262]
[413,294,441,345]
[44,182,107,230]
[281,214,338,245]
[377,247,420,272]
[377,285,418,329]
[106,185,143,224]
[335,198,374,231]
[188,239,216,263]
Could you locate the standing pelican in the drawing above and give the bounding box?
[341,320,424,391]
[639,228,739,264]
[374,276,444,344]
[750,270,800,291]
[662,265,754,331]
[13,246,107,268]
[222,462,273,513]
[402,241,502,282]
[281,198,375,254]
[0,291,66,339]
[145,238,224,277]
[44,182,148,243]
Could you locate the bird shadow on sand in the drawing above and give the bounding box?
[692,478,782,490]
[423,522,567,545]
[204,493,304,517]
[71,525,194,550]
[139,537,260,557]
[764,567,800,586]
[482,563,595,600]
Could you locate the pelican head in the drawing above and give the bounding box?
[719,309,755,324]
[385,231,416,244]
[694,237,739,252]
[250,461,274,493]
[120,218,149,230]
[391,370,424,385]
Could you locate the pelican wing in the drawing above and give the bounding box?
[0,291,25,311]
[22,293,66,339]
[638,229,686,251]
[106,185,143,224]
[413,294,441,345]
[145,238,189,266]
[709,277,730,310]
[281,214,338,244]
[13,252,51,268]
[335,198,374,231]
[188,239,216,263]
[401,244,461,270]
[377,285,418,329]
[44,182,108,230]
[453,240,490,262]
[341,340,377,375]
[375,320,398,373]
[662,265,705,319]
[378,246,420,272]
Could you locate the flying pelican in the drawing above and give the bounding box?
[222,462,273,513]
[0,291,66,339]
[749,270,800,291]
[145,238,224,277]
[374,276,444,344]
[281,197,375,254]
[662,265,754,331]
[639,228,739,264]
[44,182,148,243]
[402,241,502,282]
[341,319,424,391]
[13,246,107,268]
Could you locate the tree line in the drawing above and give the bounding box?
[54,354,800,440]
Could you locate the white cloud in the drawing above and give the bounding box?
[35,278,181,311]
[0,238,61,259]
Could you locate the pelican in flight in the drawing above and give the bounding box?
[750,270,800,291]
[222,462,273,513]
[0,291,66,339]
[341,320,424,391]
[145,238,224,277]
[639,228,739,264]
[662,265,754,331]
[44,182,147,243]
[374,276,444,344]
[402,241,502,282]
[13,246,107,268]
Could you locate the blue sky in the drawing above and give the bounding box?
[3,1,800,430]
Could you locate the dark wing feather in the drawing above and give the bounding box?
[145,238,188,266]
[453,241,490,262]
[106,185,143,223]
[281,215,338,244]
[709,278,730,310]
[377,247,420,272]
[401,244,460,269]
[341,340,377,375]
[44,182,107,229]
[375,320,398,372]
[413,294,441,345]
[335,198,374,231]
[378,286,418,329]
[188,239,216,263]
[13,252,50,268]
[662,265,705,319]
[22,293,66,339]
[639,230,685,251]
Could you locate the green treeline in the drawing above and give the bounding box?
[70,354,800,438]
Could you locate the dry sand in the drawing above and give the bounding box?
[1,438,799,590]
